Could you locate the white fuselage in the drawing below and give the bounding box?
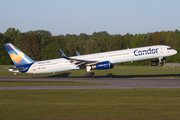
[26,45,177,74]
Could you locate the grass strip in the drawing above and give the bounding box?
[1,65,180,78]
[0,89,180,119]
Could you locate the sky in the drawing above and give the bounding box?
[1,0,180,36]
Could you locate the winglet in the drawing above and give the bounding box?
[76,51,80,56]
[59,49,67,58]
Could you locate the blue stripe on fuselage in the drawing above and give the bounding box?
[17,63,34,73]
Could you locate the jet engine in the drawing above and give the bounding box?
[92,61,114,70]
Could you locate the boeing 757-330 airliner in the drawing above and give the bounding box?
[4,43,177,76]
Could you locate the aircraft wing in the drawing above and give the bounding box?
[59,49,98,68]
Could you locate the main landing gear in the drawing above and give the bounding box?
[85,66,95,77]
[85,72,95,77]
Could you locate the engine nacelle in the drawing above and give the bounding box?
[92,61,114,70]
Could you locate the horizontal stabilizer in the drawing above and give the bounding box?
[7,67,28,71]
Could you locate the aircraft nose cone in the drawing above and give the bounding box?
[174,50,177,55]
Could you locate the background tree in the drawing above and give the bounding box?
[85,39,100,54]
[1,28,180,65]
[65,39,77,56]
[0,33,12,64]
[151,32,165,45]
[4,28,21,45]
[22,33,41,60]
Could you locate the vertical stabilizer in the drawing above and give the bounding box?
[4,43,35,67]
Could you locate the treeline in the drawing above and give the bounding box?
[0,28,180,65]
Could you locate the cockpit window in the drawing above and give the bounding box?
[167,48,173,50]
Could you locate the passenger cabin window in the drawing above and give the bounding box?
[167,48,173,50]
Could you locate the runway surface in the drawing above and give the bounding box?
[0,77,180,90]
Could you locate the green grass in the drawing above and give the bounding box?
[0,89,180,119]
[1,65,180,119]
[1,65,180,78]
[0,81,107,86]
